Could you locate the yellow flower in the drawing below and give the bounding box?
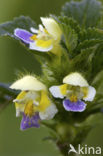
[49,72,96,112]
[10,75,58,130]
[14,17,62,55]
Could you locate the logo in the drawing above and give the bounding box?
[68,144,102,155]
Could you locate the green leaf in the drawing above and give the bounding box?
[0,83,17,96]
[79,27,103,41]
[61,0,102,28]
[76,27,103,53]
[92,70,103,92]
[72,113,103,146]
[55,16,78,53]
[76,39,103,52]
[0,16,36,37]
[0,83,17,112]
[57,16,81,34]
[80,113,103,128]
[91,44,103,79]
[60,23,78,52]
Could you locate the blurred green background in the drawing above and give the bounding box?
[0,0,103,156]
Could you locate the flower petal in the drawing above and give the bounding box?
[39,103,58,120]
[38,91,50,112]
[20,113,40,130]
[83,86,96,101]
[30,27,38,34]
[15,103,26,117]
[10,75,46,91]
[49,86,64,99]
[63,72,89,87]
[13,91,27,117]
[29,39,53,52]
[39,24,44,32]
[14,28,33,44]
[41,17,62,40]
[63,99,87,112]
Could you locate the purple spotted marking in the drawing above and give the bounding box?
[63,99,87,112]
[20,113,40,130]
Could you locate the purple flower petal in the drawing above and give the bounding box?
[20,113,40,130]
[63,99,87,112]
[14,28,34,44]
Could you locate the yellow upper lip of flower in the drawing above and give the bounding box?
[63,72,89,87]
[10,75,46,91]
[49,72,96,102]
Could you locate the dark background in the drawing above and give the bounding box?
[0,0,103,155]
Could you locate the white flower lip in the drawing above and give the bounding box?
[29,42,53,52]
[39,103,58,120]
[30,27,38,34]
[83,86,96,101]
[63,72,89,87]
[49,86,64,99]
[10,75,46,91]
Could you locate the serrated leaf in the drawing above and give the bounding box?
[79,28,103,42]
[76,28,103,53]
[57,16,81,34]
[60,24,78,52]
[0,16,36,37]
[61,0,102,28]
[55,16,78,52]
[77,39,103,52]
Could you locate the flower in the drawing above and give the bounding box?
[14,17,62,54]
[10,75,58,130]
[49,72,96,112]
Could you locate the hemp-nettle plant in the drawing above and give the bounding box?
[0,0,103,156]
